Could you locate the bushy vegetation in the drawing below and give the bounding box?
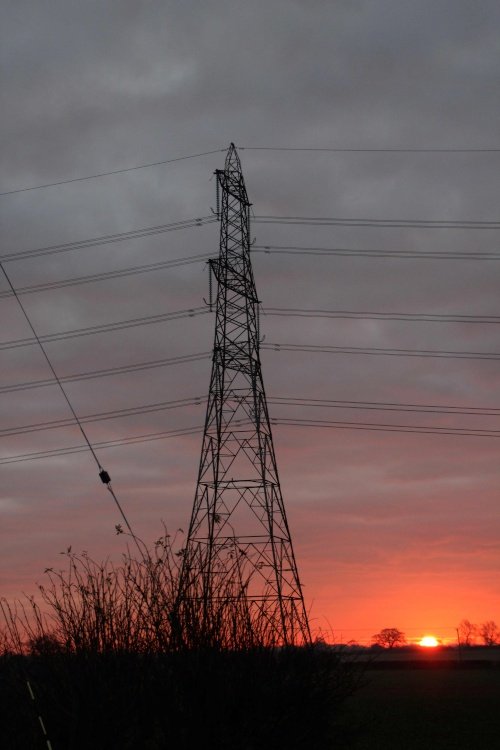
[0,532,360,749]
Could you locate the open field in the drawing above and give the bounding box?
[0,648,356,749]
[337,664,500,749]
[1,649,499,748]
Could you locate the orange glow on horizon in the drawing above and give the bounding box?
[419,635,439,648]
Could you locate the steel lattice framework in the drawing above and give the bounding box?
[179,144,310,646]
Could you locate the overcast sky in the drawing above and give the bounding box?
[1,0,500,644]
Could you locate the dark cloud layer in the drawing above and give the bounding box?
[1,1,499,641]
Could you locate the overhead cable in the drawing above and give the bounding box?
[263,342,500,362]
[2,415,500,466]
[4,143,498,196]
[0,352,211,395]
[254,215,500,230]
[3,328,498,359]
[0,148,226,196]
[267,396,500,416]
[0,216,217,264]
[239,145,500,154]
[0,425,206,465]
[0,307,209,351]
[252,244,500,261]
[2,211,498,267]
[264,307,500,324]
[3,395,500,441]
[0,262,139,548]
[0,397,205,438]
[271,418,500,438]
[0,253,212,299]
[2,260,498,320]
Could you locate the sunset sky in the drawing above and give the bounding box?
[1,1,499,645]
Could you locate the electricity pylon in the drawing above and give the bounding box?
[179,144,310,646]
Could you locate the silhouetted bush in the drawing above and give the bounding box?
[0,533,361,748]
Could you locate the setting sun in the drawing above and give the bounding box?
[419,635,439,648]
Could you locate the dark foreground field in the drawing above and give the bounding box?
[336,664,500,749]
[2,651,500,749]
[0,647,359,750]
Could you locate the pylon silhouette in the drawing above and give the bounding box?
[179,144,310,646]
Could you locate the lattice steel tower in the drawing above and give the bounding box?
[179,144,310,646]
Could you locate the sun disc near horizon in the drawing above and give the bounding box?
[419,635,439,648]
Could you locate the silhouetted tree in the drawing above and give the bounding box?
[479,620,500,646]
[457,619,478,646]
[371,627,406,649]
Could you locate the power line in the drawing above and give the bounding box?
[2,216,496,275]
[0,396,205,438]
[3,326,499,359]
[267,396,500,416]
[254,215,500,230]
[0,253,212,299]
[263,342,500,362]
[0,262,140,547]
[3,413,500,467]
[1,258,497,306]
[0,148,226,197]
[3,211,498,268]
[2,255,498,323]
[264,307,500,324]
[239,145,500,154]
[271,417,500,439]
[0,306,209,351]
[0,352,211,395]
[3,394,499,441]
[0,425,207,465]
[0,215,217,264]
[4,143,498,197]
[0,264,102,461]
[252,244,500,261]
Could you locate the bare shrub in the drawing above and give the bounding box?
[0,530,360,748]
